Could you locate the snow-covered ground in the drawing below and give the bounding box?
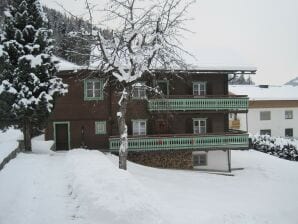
[0,142,297,223]
[0,128,22,163]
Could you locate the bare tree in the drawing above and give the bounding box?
[86,0,194,170]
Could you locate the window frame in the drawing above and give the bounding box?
[155,80,169,95]
[132,119,147,136]
[193,153,207,166]
[285,110,293,119]
[193,81,207,96]
[132,82,147,99]
[260,111,271,121]
[285,128,293,137]
[84,79,104,101]
[95,121,107,135]
[193,118,207,134]
[260,129,271,136]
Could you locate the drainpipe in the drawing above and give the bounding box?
[227,150,231,172]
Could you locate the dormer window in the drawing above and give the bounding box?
[193,82,206,96]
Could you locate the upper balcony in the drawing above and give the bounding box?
[148,95,248,112]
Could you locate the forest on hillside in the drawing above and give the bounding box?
[0,1,92,65]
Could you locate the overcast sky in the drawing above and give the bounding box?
[43,0,298,85]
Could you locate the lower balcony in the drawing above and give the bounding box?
[148,95,248,112]
[109,132,249,152]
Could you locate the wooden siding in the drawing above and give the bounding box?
[249,100,298,108]
[45,71,236,150]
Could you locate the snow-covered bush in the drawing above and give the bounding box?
[250,135,298,161]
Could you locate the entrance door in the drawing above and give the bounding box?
[55,123,69,150]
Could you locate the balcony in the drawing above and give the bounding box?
[109,132,249,152]
[148,95,248,112]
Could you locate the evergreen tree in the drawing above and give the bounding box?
[0,0,67,151]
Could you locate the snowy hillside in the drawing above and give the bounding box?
[0,144,298,223]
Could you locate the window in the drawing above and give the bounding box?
[285,128,293,137]
[193,82,206,96]
[84,79,103,100]
[132,82,146,99]
[260,129,271,136]
[285,110,293,119]
[132,120,147,136]
[193,118,207,134]
[260,111,271,120]
[193,153,207,166]
[95,121,107,135]
[156,80,169,95]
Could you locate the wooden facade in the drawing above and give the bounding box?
[45,68,253,169]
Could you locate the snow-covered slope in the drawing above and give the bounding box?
[0,149,163,224]
[0,148,297,224]
[108,150,298,224]
[0,128,22,163]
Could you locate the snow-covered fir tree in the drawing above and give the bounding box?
[0,0,67,151]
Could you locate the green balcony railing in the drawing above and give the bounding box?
[109,133,249,152]
[148,96,248,112]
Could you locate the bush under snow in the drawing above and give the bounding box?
[251,135,298,161]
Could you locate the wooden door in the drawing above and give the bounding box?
[55,123,69,150]
[155,119,168,134]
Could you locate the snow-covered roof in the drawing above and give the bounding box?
[285,77,298,86]
[229,85,298,101]
[154,66,257,75]
[53,56,85,71]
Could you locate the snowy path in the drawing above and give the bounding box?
[0,150,163,224]
[0,153,78,224]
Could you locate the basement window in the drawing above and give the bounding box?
[285,128,293,137]
[260,129,271,136]
[193,153,207,166]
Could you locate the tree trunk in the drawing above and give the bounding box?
[23,119,32,151]
[117,90,129,170]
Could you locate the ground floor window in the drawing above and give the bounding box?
[193,153,207,166]
[132,119,147,136]
[260,129,271,136]
[193,118,207,134]
[285,128,293,137]
[95,121,107,135]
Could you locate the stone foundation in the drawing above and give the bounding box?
[128,151,193,169]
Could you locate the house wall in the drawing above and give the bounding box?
[46,71,230,149]
[45,71,112,149]
[233,106,298,138]
[193,150,230,172]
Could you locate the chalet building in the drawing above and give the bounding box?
[45,61,256,172]
[229,85,298,139]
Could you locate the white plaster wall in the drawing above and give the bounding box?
[237,107,298,138]
[193,150,229,172]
